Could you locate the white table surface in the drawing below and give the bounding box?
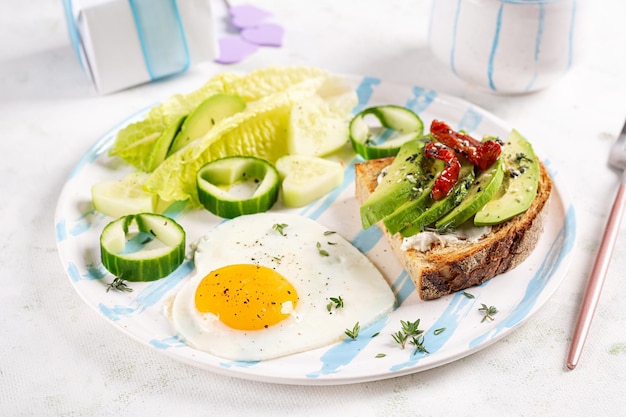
[2,0,626,416]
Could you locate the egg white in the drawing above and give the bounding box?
[169,212,395,361]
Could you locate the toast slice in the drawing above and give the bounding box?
[355,156,553,300]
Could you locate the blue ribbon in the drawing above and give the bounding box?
[128,0,190,80]
[62,0,190,82]
[62,0,84,69]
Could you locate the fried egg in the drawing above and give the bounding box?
[169,212,395,361]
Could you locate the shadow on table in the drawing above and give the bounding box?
[0,45,96,102]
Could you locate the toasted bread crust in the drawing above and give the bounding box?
[355,157,552,300]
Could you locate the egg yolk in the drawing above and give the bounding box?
[194,264,299,331]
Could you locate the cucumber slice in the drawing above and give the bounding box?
[196,156,280,218]
[91,172,157,218]
[275,155,344,207]
[288,95,351,157]
[100,213,186,282]
[167,94,246,156]
[349,105,424,160]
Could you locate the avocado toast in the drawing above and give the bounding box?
[354,121,553,300]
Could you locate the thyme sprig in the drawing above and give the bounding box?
[479,303,498,322]
[272,223,288,236]
[409,335,429,355]
[391,331,410,349]
[106,276,133,293]
[345,322,360,340]
[326,296,344,312]
[392,319,424,350]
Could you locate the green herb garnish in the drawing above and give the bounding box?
[106,276,133,293]
[479,303,498,322]
[515,152,533,163]
[392,331,409,349]
[392,319,424,349]
[326,296,344,312]
[273,223,288,236]
[409,335,429,355]
[345,322,360,340]
[401,319,423,336]
[433,327,446,335]
[316,242,329,257]
[462,291,475,299]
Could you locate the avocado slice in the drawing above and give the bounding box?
[167,93,246,156]
[382,158,472,235]
[382,178,436,235]
[398,161,475,237]
[434,156,505,230]
[359,138,435,229]
[474,129,540,226]
[146,115,187,172]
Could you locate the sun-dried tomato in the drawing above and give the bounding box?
[424,141,461,200]
[430,120,501,171]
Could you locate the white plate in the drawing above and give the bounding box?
[54,75,576,385]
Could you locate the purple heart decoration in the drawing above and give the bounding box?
[229,4,273,29]
[215,36,260,65]
[215,4,285,64]
[241,23,285,47]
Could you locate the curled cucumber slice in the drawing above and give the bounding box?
[349,105,424,160]
[100,213,186,282]
[196,156,280,218]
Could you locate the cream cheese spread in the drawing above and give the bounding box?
[401,223,491,252]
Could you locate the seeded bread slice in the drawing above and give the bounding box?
[355,157,553,300]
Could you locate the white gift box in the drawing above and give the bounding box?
[63,0,217,94]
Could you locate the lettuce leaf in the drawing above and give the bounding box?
[144,76,327,205]
[109,72,241,171]
[109,66,328,171]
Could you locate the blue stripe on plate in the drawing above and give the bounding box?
[56,218,67,242]
[468,203,576,348]
[392,270,417,306]
[305,314,390,378]
[406,86,437,115]
[67,262,107,282]
[353,76,381,114]
[389,291,476,370]
[98,260,194,321]
[149,335,187,350]
[457,107,483,132]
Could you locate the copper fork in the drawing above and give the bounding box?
[567,119,626,370]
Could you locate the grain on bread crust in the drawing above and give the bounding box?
[355,157,552,300]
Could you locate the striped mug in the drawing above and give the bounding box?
[428,0,586,94]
